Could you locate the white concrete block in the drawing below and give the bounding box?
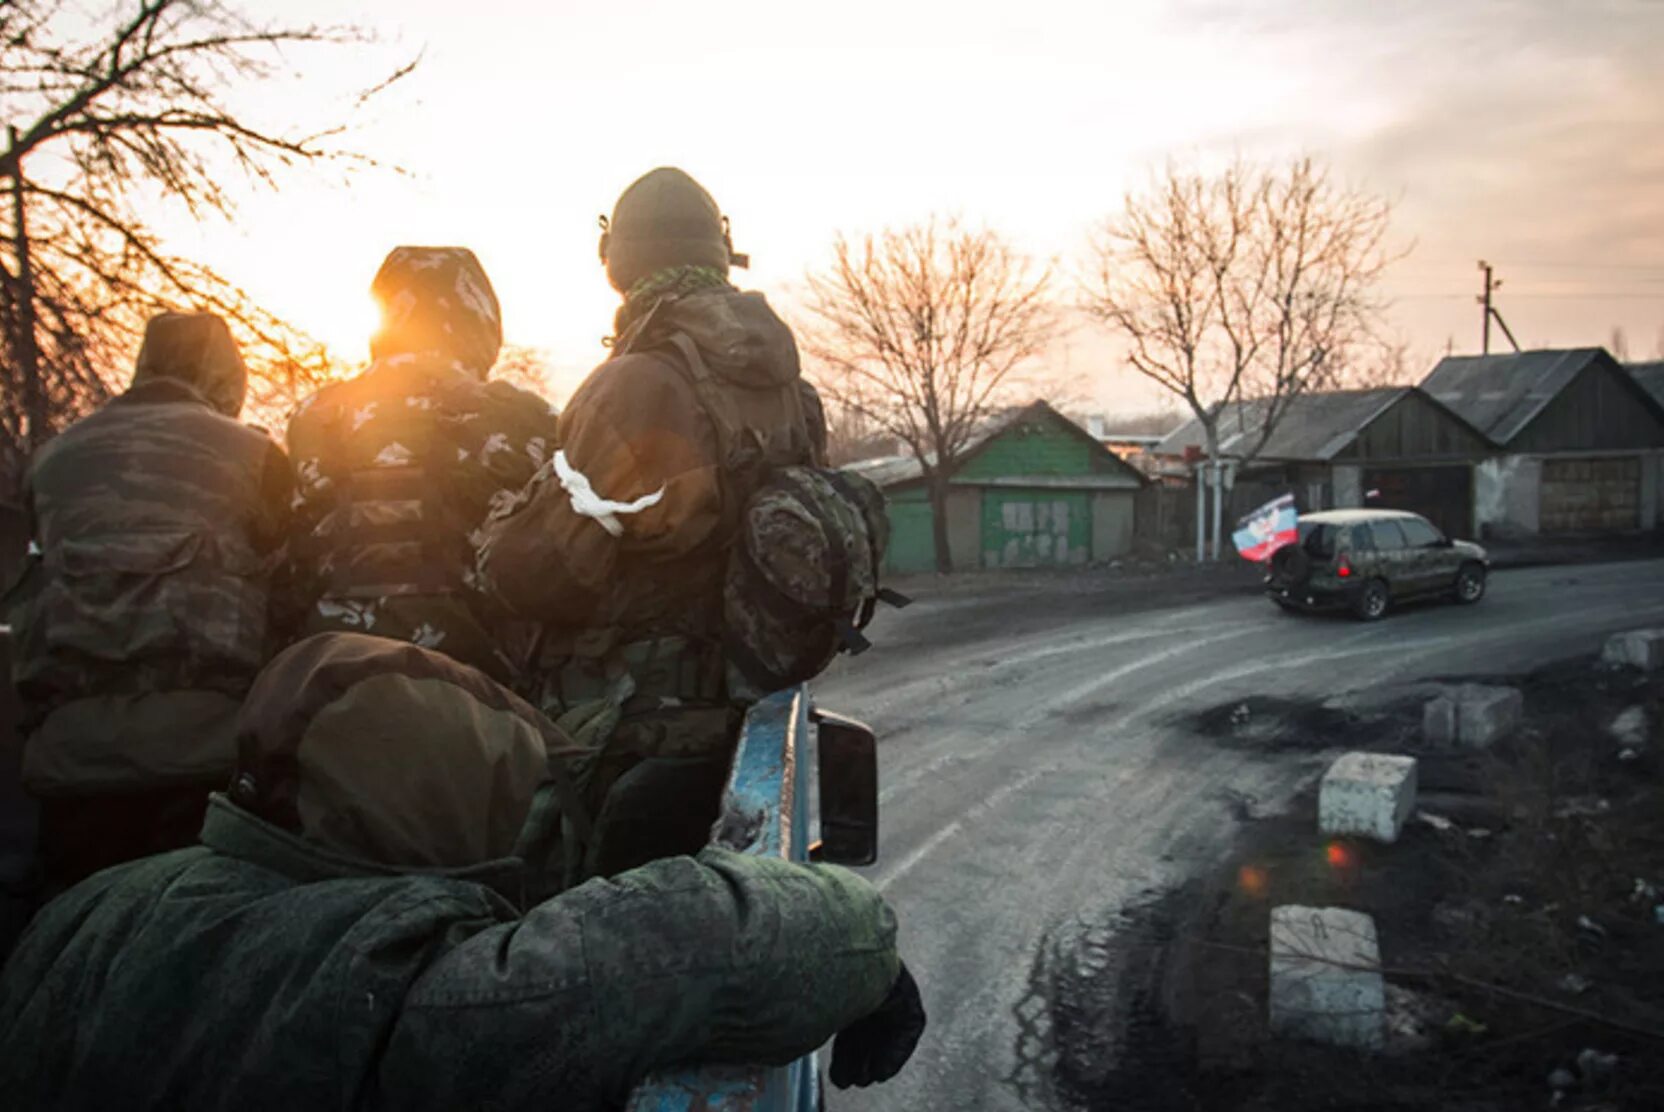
[1319,752,1418,844]
[1603,629,1664,671]
[1455,685,1523,748]
[1269,905,1385,1050]
[1422,696,1456,747]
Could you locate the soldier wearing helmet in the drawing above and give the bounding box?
[476,168,827,880]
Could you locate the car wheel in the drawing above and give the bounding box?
[1271,598,1298,614]
[1352,578,1390,621]
[1454,563,1486,604]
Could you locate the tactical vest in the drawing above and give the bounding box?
[13,386,278,713]
[304,375,477,602]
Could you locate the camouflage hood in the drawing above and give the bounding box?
[129,312,248,417]
[227,632,554,870]
[370,246,503,376]
[627,282,802,390]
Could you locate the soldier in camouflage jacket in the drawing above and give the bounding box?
[6,313,292,891]
[475,169,825,881]
[285,247,559,683]
[0,633,921,1110]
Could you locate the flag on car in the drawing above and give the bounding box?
[1232,494,1298,562]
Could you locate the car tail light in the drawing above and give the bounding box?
[1337,558,1352,579]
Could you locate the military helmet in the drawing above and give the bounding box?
[599,167,749,293]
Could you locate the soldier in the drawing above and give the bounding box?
[0,633,925,1110]
[5,313,292,892]
[476,167,824,880]
[286,246,558,683]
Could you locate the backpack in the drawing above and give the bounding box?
[631,320,908,699]
[721,465,909,701]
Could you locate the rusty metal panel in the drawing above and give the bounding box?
[627,687,821,1112]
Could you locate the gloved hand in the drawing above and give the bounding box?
[829,962,926,1089]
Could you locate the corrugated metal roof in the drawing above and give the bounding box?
[1629,361,1664,410]
[842,400,1145,489]
[1154,387,1410,462]
[1419,347,1607,445]
[842,406,1025,488]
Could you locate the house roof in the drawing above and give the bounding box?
[844,400,1145,490]
[1154,387,1415,462]
[1419,347,1616,445]
[1629,360,1664,410]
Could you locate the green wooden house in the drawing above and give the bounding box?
[850,401,1147,574]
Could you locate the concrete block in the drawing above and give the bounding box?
[1269,905,1385,1050]
[1603,629,1664,671]
[1421,696,1457,746]
[1455,685,1523,748]
[1319,752,1417,844]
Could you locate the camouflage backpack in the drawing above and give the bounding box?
[626,294,910,700]
[722,465,908,701]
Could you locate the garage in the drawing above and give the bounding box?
[980,489,1090,568]
[1540,457,1641,533]
[1363,465,1475,540]
[849,402,1147,574]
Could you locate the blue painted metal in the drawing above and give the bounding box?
[626,686,822,1112]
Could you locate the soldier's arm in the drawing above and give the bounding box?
[377,848,900,1109]
[474,355,724,623]
[254,438,300,648]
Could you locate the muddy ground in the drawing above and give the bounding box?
[1035,654,1664,1111]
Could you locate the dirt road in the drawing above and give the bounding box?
[815,558,1664,1112]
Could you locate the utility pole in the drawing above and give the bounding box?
[8,124,45,452]
[1476,259,1521,356]
[1477,260,1499,355]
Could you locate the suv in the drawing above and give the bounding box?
[1265,509,1489,621]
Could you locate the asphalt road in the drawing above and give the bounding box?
[813,558,1664,1111]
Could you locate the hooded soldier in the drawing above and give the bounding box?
[475,167,828,880]
[285,246,560,682]
[0,632,924,1111]
[6,312,293,893]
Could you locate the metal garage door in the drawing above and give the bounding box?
[1362,465,1474,540]
[1540,457,1640,533]
[980,489,1090,568]
[883,494,938,574]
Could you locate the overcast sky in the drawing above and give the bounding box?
[153,0,1664,412]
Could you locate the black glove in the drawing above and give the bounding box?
[829,962,926,1089]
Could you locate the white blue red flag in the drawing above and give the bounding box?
[1232,494,1298,562]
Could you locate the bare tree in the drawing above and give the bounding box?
[818,396,895,467]
[1338,334,1425,390]
[492,344,562,408]
[0,0,413,497]
[802,217,1055,572]
[1081,157,1396,558]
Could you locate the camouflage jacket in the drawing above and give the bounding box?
[285,249,559,683]
[7,317,291,795]
[0,800,900,1111]
[475,283,821,689]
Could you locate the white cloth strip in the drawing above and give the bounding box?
[553,450,665,538]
